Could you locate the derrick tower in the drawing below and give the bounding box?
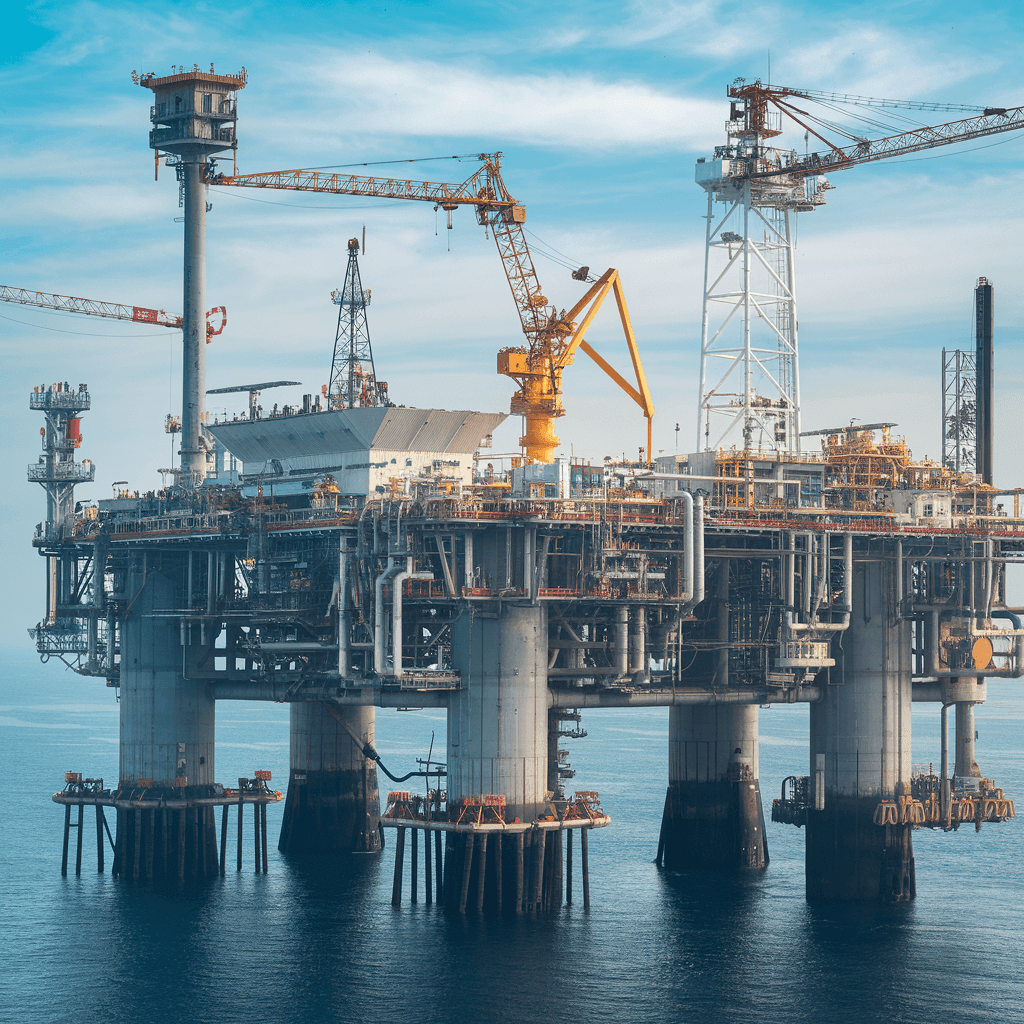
[329,238,386,409]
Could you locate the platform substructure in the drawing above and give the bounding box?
[117,561,219,877]
[660,704,768,870]
[447,603,549,823]
[279,702,382,855]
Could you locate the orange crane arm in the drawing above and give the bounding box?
[556,269,655,457]
[755,100,1024,178]
[0,286,227,338]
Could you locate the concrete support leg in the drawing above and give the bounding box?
[402,600,588,915]
[447,603,548,822]
[806,557,915,902]
[279,703,382,855]
[660,704,768,870]
[954,701,981,781]
[119,562,218,878]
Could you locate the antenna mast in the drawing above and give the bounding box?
[329,237,386,409]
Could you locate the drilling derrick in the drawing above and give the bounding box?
[329,238,385,409]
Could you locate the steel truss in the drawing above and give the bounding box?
[697,183,801,452]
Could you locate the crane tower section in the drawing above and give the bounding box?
[695,81,828,454]
[329,238,386,409]
[694,81,1024,455]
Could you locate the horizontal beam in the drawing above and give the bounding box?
[211,681,449,708]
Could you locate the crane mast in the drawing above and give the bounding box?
[696,81,1024,455]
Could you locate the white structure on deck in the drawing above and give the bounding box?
[209,406,505,497]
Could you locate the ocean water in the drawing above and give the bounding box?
[2,645,1022,1024]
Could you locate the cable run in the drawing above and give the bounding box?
[266,153,485,172]
[208,188,410,210]
[0,311,171,337]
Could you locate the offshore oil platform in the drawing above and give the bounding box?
[21,70,1024,907]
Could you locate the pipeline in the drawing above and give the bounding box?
[918,607,1024,679]
[332,709,446,782]
[390,558,432,677]
[786,532,851,636]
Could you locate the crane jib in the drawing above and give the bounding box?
[746,105,1024,180]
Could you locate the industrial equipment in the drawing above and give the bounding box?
[206,380,301,420]
[0,285,227,339]
[695,83,1024,453]
[210,155,654,463]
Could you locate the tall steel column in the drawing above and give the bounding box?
[140,66,246,486]
[806,556,915,901]
[180,160,207,480]
[975,276,994,484]
[279,703,382,855]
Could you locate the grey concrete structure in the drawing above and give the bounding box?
[661,704,767,870]
[279,703,382,855]
[806,557,915,902]
[119,565,216,788]
[448,604,549,823]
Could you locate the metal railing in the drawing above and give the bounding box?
[29,390,90,410]
[27,462,95,483]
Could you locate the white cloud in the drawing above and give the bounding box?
[283,52,723,152]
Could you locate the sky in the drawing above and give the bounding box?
[2,0,1023,647]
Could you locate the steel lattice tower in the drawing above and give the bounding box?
[695,89,834,454]
[941,348,977,474]
[329,238,384,409]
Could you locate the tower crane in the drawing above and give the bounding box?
[695,82,1024,453]
[210,154,654,464]
[0,285,227,339]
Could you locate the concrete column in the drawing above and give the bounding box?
[954,702,981,780]
[119,565,215,788]
[448,603,548,822]
[279,703,382,855]
[806,556,915,902]
[660,704,768,870]
[660,558,767,871]
[118,560,218,877]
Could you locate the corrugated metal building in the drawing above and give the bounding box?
[209,406,505,497]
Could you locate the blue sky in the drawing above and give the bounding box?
[2,0,1023,646]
